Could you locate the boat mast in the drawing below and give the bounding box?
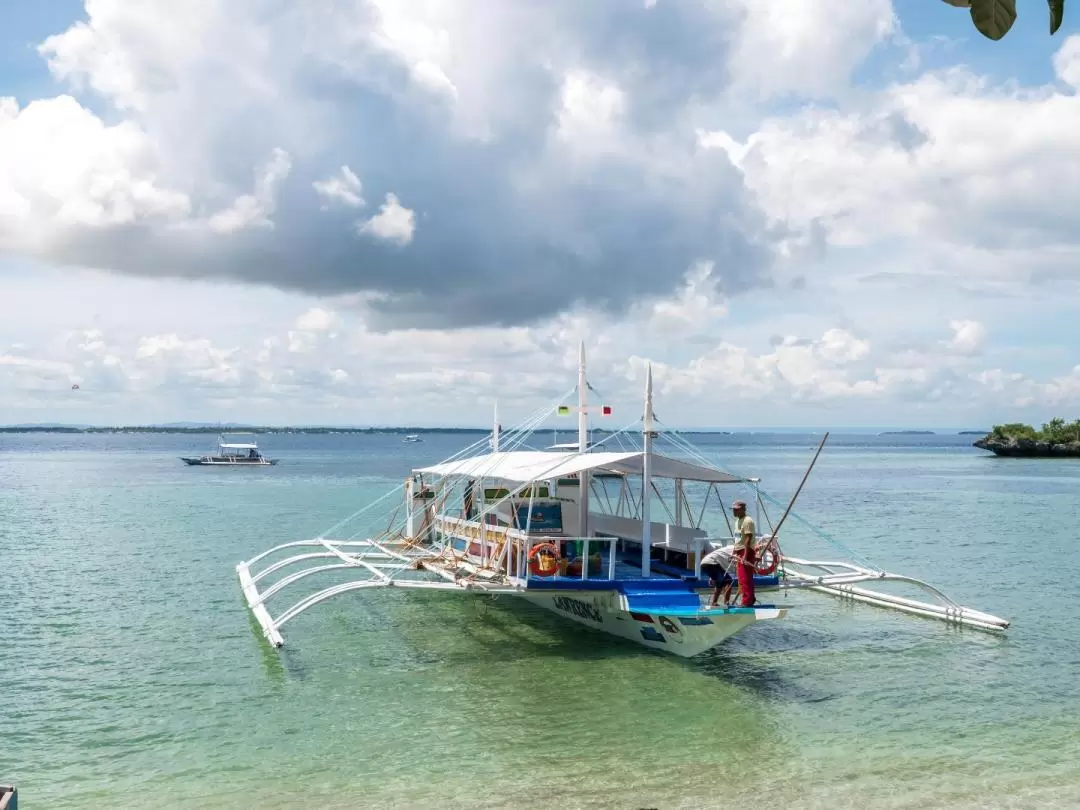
[577,341,589,540]
[492,400,500,451]
[641,363,654,577]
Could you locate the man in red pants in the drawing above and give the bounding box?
[731,500,757,607]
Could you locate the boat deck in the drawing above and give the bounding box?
[521,553,780,610]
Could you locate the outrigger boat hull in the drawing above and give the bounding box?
[235,538,787,657]
[522,590,785,657]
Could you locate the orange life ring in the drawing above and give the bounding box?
[528,542,561,577]
[754,544,780,576]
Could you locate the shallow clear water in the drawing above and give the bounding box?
[2,431,1078,809]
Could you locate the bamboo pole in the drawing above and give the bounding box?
[770,432,829,542]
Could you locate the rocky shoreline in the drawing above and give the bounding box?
[973,435,1080,457]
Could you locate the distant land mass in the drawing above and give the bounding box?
[158,421,252,429]
[0,424,492,435]
[2,425,91,432]
[973,419,1080,457]
[0,423,987,436]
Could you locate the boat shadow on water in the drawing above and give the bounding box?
[441,593,841,706]
[690,623,843,704]
[243,583,848,706]
[464,596,652,662]
[401,589,837,703]
[391,589,650,665]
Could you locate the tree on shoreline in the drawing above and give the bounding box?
[991,418,1080,443]
[942,0,1065,41]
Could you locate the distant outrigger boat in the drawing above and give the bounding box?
[237,345,1008,658]
[402,434,422,443]
[181,434,277,466]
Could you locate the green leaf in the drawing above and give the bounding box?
[1050,0,1066,34]
[970,0,1017,40]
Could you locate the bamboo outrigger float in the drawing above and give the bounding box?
[236,344,1009,657]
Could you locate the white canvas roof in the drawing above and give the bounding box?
[415,450,744,484]
[220,443,259,449]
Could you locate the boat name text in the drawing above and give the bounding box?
[552,596,603,623]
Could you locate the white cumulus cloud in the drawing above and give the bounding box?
[6,1,1080,430]
[0,95,190,241]
[946,320,987,356]
[207,148,292,234]
[313,166,364,209]
[358,193,416,245]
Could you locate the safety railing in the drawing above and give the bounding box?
[520,536,619,582]
[434,514,531,572]
[436,515,780,585]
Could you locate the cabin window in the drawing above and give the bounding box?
[484,486,550,500]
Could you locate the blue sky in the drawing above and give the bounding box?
[0,2,82,99]
[3,0,1080,428]
[894,0,1075,82]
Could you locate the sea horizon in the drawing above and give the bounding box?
[0,421,993,434]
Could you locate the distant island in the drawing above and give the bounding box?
[0,425,494,435]
[0,424,640,436]
[973,419,1080,457]
[879,430,935,435]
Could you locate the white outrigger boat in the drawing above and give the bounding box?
[237,346,1009,658]
[182,433,277,466]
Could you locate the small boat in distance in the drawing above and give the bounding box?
[181,434,277,466]
[403,434,422,443]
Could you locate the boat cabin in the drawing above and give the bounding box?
[408,448,751,584]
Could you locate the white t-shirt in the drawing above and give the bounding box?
[701,543,735,568]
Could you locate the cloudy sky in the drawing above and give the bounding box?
[2,0,1079,428]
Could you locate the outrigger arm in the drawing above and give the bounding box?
[728,433,1008,633]
[237,537,528,648]
[774,554,1010,632]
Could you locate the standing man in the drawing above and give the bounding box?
[731,500,757,607]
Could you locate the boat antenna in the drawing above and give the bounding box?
[640,362,655,577]
[577,341,589,538]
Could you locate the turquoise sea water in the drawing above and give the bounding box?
[2,431,1079,809]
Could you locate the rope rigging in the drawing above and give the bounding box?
[652,419,882,573]
[303,374,887,590]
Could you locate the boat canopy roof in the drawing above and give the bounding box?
[415,450,745,484]
[220,442,259,449]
